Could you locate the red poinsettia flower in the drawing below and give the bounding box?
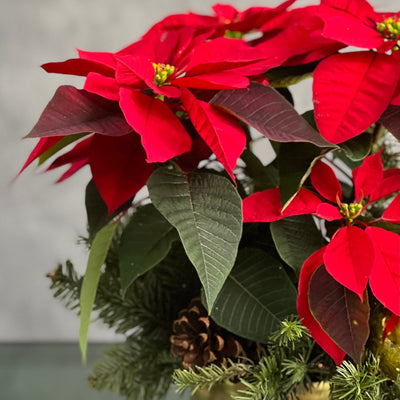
[310,153,400,314]
[43,27,274,180]
[256,6,345,68]
[311,0,400,144]
[143,0,296,40]
[243,152,400,312]
[244,152,400,362]
[318,0,400,53]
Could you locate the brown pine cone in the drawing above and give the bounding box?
[170,297,262,369]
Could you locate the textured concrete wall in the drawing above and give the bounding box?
[0,0,396,341]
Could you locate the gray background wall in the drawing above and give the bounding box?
[1,0,395,342]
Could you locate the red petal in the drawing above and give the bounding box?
[383,314,399,341]
[119,89,191,162]
[42,58,114,77]
[17,137,63,176]
[297,246,346,365]
[366,227,400,315]
[315,203,342,221]
[88,134,153,214]
[172,73,249,90]
[212,4,238,21]
[352,152,383,202]
[243,188,283,222]
[84,72,120,101]
[180,89,246,181]
[313,51,400,144]
[55,159,88,183]
[243,187,321,222]
[186,38,270,77]
[311,160,342,202]
[46,136,92,171]
[324,226,374,299]
[370,169,400,203]
[114,55,151,87]
[283,188,323,217]
[320,15,384,49]
[77,49,117,69]
[382,194,400,224]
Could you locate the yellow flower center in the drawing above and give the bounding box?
[377,16,400,50]
[152,63,175,86]
[339,202,363,224]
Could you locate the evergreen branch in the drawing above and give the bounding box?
[89,337,180,400]
[173,361,254,395]
[330,353,388,400]
[47,261,82,311]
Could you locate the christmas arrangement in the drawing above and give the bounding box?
[19,0,400,399]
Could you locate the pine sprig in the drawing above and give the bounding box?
[173,361,254,395]
[330,352,389,400]
[173,317,333,400]
[47,260,82,311]
[88,337,179,400]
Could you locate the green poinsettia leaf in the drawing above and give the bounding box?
[118,204,179,295]
[265,62,319,88]
[85,180,109,239]
[309,264,370,364]
[241,149,279,192]
[206,248,297,343]
[79,221,118,363]
[147,167,243,310]
[339,132,372,161]
[38,132,89,165]
[278,142,325,209]
[270,215,325,275]
[211,83,332,148]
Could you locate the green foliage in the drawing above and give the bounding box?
[48,260,82,311]
[80,221,118,362]
[207,248,297,343]
[148,167,243,310]
[88,337,179,400]
[277,141,325,208]
[270,214,326,275]
[173,362,254,395]
[118,204,179,295]
[173,317,335,400]
[330,353,389,400]
[85,179,110,239]
[49,235,201,400]
[38,133,88,165]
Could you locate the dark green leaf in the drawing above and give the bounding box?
[207,248,297,343]
[270,215,325,275]
[80,221,118,363]
[339,132,372,161]
[265,62,319,88]
[278,142,324,208]
[210,83,333,148]
[309,265,370,364]
[241,149,279,192]
[85,180,109,239]
[147,167,242,310]
[118,204,179,294]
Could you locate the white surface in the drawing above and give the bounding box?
[0,0,396,341]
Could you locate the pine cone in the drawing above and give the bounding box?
[170,297,261,369]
